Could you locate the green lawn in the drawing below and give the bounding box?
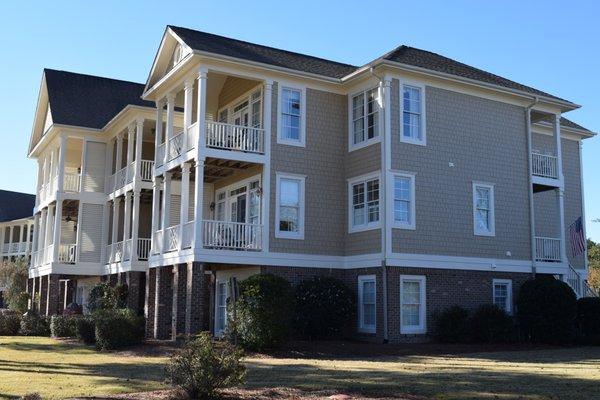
[1,336,599,399]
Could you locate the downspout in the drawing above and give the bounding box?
[526,96,539,276]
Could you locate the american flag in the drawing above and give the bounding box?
[569,217,586,258]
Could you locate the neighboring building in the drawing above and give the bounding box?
[25,26,595,341]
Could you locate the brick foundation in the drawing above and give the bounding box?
[46,274,60,316]
[154,265,173,339]
[145,268,156,337]
[39,275,48,315]
[125,271,145,313]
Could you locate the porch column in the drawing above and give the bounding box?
[154,99,165,163]
[151,177,162,251]
[123,192,132,258]
[179,163,190,250]
[39,209,47,251]
[111,197,121,246]
[45,204,54,253]
[56,135,67,192]
[115,132,124,172]
[164,93,175,165]
[25,222,32,255]
[554,115,567,264]
[162,172,172,231]
[52,200,63,261]
[7,226,13,255]
[126,123,135,181]
[193,160,204,250]
[135,118,144,184]
[183,78,194,153]
[196,67,208,151]
[31,214,39,256]
[131,191,141,262]
[262,79,273,253]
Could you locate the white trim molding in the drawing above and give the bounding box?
[472,181,495,237]
[348,85,382,152]
[492,278,513,314]
[348,171,381,233]
[276,82,306,147]
[391,171,416,230]
[400,274,427,334]
[275,172,306,240]
[399,80,427,146]
[358,274,377,333]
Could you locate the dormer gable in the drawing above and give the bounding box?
[145,27,192,92]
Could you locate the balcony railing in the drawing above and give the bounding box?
[532,152,558,179]
[58,244,77,264]
[107,160,155,192]
[137,238,151,260]
[206,121,265,154]
[124,238,133,261]
[168,130,185,161]
[535,236,561,262]
[182,221,194,249]
[152,230,164,255]
[157,143,166,167]
[203,220,263,251]
[164,225,180,252]
[140,160,154,182]
[63,173,81,192]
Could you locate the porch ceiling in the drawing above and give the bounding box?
[170,157,256,183]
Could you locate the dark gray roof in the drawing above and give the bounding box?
[45,69,154,130]
[168,26,358,79]
[0,190,35,223]
[561,117,592,133]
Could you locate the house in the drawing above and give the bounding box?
[25,26,595,342]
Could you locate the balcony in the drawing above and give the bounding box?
[535,236,561,262]
[58,244,77,264]
[105,238,152,264]
[1,242,29,255]
[532,153,558,179]
[107,160,154,193]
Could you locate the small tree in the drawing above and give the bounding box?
[0,258,29,313]
[87,282,128,312]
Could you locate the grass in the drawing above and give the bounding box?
[1,336,600,399]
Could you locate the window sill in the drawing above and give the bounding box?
[277,138,305,148]
[400,136,427,146]
[349,223,381,234]
[400,327,426,335]
[275,231,305,240]
[393,222,416,230]
[474,231,495,237]
[358,327,376,334]
[349,136,381,152]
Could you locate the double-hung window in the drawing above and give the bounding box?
[278,86,305,146]
[473,182,495,236]
[351,88,379,148]
[493,279,512,314]
[400,275,426,334]
[401,83,426,145]
[358,275,376,333]
[393,173,416,229]
[349,174,380,232]
[275,173,305,239]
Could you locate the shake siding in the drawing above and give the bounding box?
[79,203,103,262]
[562,139,585,269]
[218,77,260,109]
[390,81,531,259]
[534,190,560,238]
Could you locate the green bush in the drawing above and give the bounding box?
[516,275,577,344]
[469,304,514,343]
[576,297,600,344]
[93,308,145,350]
[88,282,127,312]
[230,274,294,350]
[434,306,470,343]
[50,315,80,338]
[19,311,50,336]
[166,332,246,399]
[293,276,355,339]
[75,316,96,344]
[0,309,22,335]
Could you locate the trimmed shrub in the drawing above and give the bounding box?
[166,332,246,399]
[230,274,294,350]
[19,311,50,336]
[75,316,96,344]
[469,305,514,343]
[516,275,577,344]
[93,308,145,350]
[293,276,355,339]
[434,306,470,343]
[0,309,21,335]
[50,315,80,338]
[576,297,600,344]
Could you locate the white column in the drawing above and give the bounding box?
[48,149,55,191]
[8,226,13,254]
[25,223,32,254]
[184,78,194,131]
[554,115,567,264]
[115,133,124,172]
[154,99,165,163]
[131,191,141,262]
[135,118,144,184]
[193,160,204,250]
[165,93,175,165]
[162,172,172,230]
[179,163,191,250]
[196,67,208,152]
[111,197,121,245]
[52,200,63,260]
[151,177,162,236]
[261,80,272,253]
[123,192,132,244]
[45,204,55,259]
[56,135,67,192]
[126,123,135,183]
[39,209,47,251]
[31,214,39,255]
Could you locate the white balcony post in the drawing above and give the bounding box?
[193,160,204,250]
[554,115,567,264]
[262,79,273,253]
[111,197,121,247]
[45,204,54,248]
[31,214,39,255]
[135,118,144,184]
[127,123,135,181]
[25,223,32,254]
[123,191,132,244]
[165,93,175,165]
[48,149,55,191]
[8,226,13,254]
[52,200,63,260]
[196,67,208,152]
[155,99,165,163]
[179,163,191,250]
[38,209,47,252]
[115,132,124,172]
[162,172,172,231]
[151,177,162,238]
[184,78,194,131]
[131,191,141,262]
[56,135,67,192]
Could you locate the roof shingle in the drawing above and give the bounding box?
[0,190,35,223]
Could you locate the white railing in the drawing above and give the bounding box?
[164,225,180,252]
[203,220,262,251]
[182,220,194,249]
[124,238,133,261]
[206,121,265,154]
[63,173,81,192]
[186,123,197,152]
[532,152,559,179]
[137,238,151,260]
[152,230,164,255]
[113,241,124,263]
[168,130,185,161]
[58,244,77,264]
[105,244,113,264]
[44,244,54,264]
[535,237,561,262]
[566,265,583,298]
[1,243,9,253]
[117,166,128,189]
[157,143,165,166]
[140,160,154,182]
[126,162,135,184]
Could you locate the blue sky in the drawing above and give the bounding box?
[1,0,598,240]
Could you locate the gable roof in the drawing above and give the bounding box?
[0,190,35,223]
[560,117,592,133]
[44,69,154,130]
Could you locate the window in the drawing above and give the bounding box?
[401,83,426,145]
[349,174,380,232]
[473,182,495,236]
[400,275,426,334]
[278,86,305,146]
[493,279,512,314]
[393,173,416,229]
[351,88,380,149]
[275,173,305,239]
[358,275,376,333]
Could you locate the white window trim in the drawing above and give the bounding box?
[277,83,306,147]
[472,181,495,237]
[400,274,427,334]
[213,174,262,223]
[216,86,263,127]
[348,171,381,233]
[348,86,382,152]
[358,275,376,333]
[275,172,306,240]
[493,278,513,314]
[391,171,416,230]
[399,80,427,146]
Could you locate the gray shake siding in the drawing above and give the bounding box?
[390,81,531,259]
[562,139,585,269]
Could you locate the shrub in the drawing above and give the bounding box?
[75,316,96,344]
[0,258,29,313]
[166,332,246,399]
[230,274,294,350]
[19,311,50,336]
[0,309,21,335]
[576,297,600,344]
[469,305,514,343]
[516,275,577,344]
[293,276,355,339]
[50,315,80,338]
[93,308,145,350]
[434,306,470,343]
